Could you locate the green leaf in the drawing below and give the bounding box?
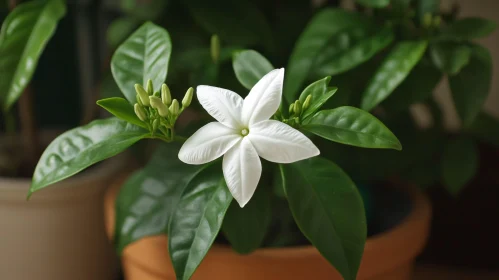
[303,107,402,150]
[120,0,168,21]
[449,45,492,127]
[0,0,66,111]
[169,165,232,280]
[232,50,274,90]
[441,137,478,195]
[383,59,442,111]
[107,17,140,49]
[441,17,497,40]
[417,0,440,22]
[111,22,172,103]
[466,112,499,147]
[313,27,394,78]
[222,186,271,254]
[114,144,207,253]
[281,157,366,280]
[186,0,272,49]
[285,9,370,102]
[298,77,337,120]
[97,97,146,129]
[355,0,390,8]
[360,41,428,111]
[430,41,471,75]
[29,118,148,195]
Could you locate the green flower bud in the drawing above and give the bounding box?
[182,87,194,108]
[149,96,169,117]
[288,103,295,114]
[135,84,150,106]
[210,34,220,63]
[152,118,159,132]
[134,103,148,121]
[169,99,180,116]
[153,91,160,97]
[161,84,172,106]
[422,13,432,28]
[146,79,154,95]
[136,93,143,106]
[303,94,312,110]
[294,100,302,115]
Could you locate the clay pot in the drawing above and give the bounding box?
[0,151,128,280]
[105,178,431,280]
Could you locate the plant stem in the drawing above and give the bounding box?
[19,87,40,169]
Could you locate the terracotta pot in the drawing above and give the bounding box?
[106,178,431,280]
[0,149,128,280]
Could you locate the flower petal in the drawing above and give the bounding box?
[223,138,262,207]
[248,120,320,163]
[242,68,284,126]
[197,85,244,129]
[179,122,241,164]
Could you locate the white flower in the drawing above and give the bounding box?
[178,68,320,207]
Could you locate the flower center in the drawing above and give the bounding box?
[241,128,249,136]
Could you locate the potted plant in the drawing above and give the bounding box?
[30,12,436,278]
[0,0,128,279]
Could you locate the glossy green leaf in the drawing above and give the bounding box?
[303,107,402,150]
[97,97,146,129]
[430,41,471,75]
[0,0,66,110]
[186,0,272,49]
[107,17,140,49]
[383,59,442,111]
[281,157,366,280]
[114,144,207,253]
[233,50,274,90]
[313,27,394,78]
[222,186,271,254]
[355,0,390,8]
[285,9,370,102]
[449,45,492,127]
[169,165,232,280]
[298,77,337,120]
[441,17,497,40]
[466,112,499,147]
[111,22,172,103]
[361,41,428,111]
[441,137,478,195]
[29,118,148,195]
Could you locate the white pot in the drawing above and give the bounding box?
[0,153,128,280]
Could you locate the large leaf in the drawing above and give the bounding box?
[449,45,492,127]
[441,137,478,195]
[441,17,497,40]
[111,22,171,103]
[313,27,394,78]
[232,50,274,90]
[0,0,66,110]
[114,144,207,253]
[303,107,401,150]
[169,165,232,280]
[222,186,271,254]
[186,0,272,49]
[360,41,428,111]
[29,118,148,195]
[430,41,471,75]
[281,157,366,280]
[298,77,337,120]
[285,9,370,102]
[355,0,390,8]
[383,59,442,111]
[97,97,146,129]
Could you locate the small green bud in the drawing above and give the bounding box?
[210,34,220,63]
[432,16,442,27]
[146,79,154,95]
[134,103,148,121]
[303,94,312,110]
[153,91,160,97]
[294,100,302,115]
[152,119,159,132]
[149,96,169,117]
[289,103,295,114]
[161,84,172,106]
[182,87,194,108]
[136,94,143,106]
[422,13,432,28]
[135,84,150,106]
[169,99,180,116]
